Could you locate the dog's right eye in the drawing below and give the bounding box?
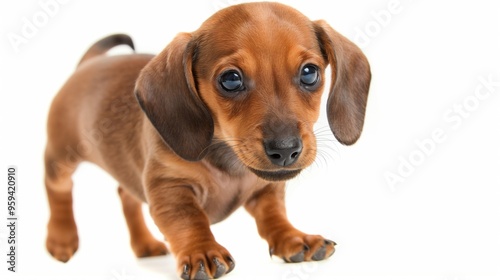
[219,70,244,93]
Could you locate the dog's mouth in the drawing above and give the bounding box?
[247,167,302,181]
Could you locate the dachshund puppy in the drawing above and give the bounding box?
[44,2,370,279]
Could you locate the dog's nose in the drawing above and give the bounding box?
[264,137,303,167]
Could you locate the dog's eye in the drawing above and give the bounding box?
[300,64,319,86]
[219,70,244,92]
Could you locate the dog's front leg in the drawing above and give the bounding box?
[245,182,336,263]
[146,178,234,280]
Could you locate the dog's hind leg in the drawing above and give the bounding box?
[44,147,80,263]
[118,186,168,258]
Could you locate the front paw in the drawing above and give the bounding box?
[176,242,235,280]
[269,232,336,263]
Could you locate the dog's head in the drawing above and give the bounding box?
[135,2,371,181]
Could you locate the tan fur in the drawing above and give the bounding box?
[44,3,370,279]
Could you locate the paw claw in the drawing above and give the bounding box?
[212,258,226,279]
[287,249,306,263]
[312,245,327,261]
[226,256,236,273]
[181,264,190,280]
[326,239,337,246]
[193,262,209,280]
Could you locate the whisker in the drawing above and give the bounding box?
[311,125,342,168]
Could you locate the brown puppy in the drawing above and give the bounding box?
[44,2,370,279]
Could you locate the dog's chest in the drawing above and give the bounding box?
[199,155,263,224]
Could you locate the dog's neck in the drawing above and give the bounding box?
[203,139,248,177]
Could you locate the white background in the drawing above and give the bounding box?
[1,0,500,279]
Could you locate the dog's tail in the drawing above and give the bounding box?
[77,34,135,66]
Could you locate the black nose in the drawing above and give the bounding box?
[264,137,303,167]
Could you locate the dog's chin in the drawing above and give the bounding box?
[248,167,302,181]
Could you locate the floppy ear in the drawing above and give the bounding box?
[135,33,214,161]
[314,20,371,145]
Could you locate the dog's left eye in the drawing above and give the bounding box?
[300,64,319,86]
[219,70,244,93]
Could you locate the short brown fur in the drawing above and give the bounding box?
[44,3,370,279]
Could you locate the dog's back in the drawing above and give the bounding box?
[45,35,152,197]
